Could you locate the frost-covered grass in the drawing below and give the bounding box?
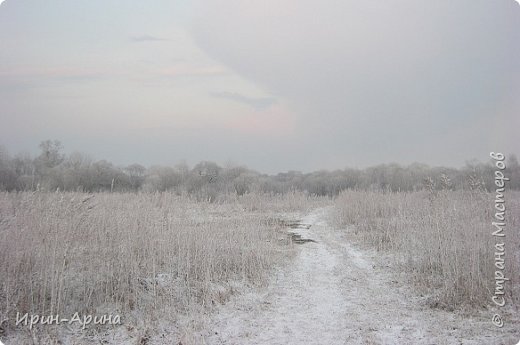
[0,191,319,343]
[334,189,520,311]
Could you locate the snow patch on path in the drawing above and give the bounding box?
[203,208,349,345]
[201,207,520,345]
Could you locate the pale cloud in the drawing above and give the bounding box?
[158,64,228,78]
[0,67,104,79]
[0,0,519,173]
[223,103,296,135]
[210,91,276,110]
[131,35,168,42]
[190,0,520,168]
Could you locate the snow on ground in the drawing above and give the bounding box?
[5,207,517,344]
[199,207,520,345]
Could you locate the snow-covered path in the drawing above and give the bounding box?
[202,208,519,345]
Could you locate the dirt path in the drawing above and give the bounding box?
[201,208,519,345]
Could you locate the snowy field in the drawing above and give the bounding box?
[0,191,518,344]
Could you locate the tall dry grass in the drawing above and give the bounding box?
[0,191,313,338]
[334,189,520,311]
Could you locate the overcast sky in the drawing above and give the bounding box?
[0,0,519,173]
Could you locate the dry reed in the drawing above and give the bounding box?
[334,189,520,311]
[0,191,314,339]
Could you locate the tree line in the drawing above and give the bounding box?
[0,140,518,198]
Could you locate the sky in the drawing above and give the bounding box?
[0,0,519,173]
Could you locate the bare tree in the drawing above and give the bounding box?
[125,164,146,190]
